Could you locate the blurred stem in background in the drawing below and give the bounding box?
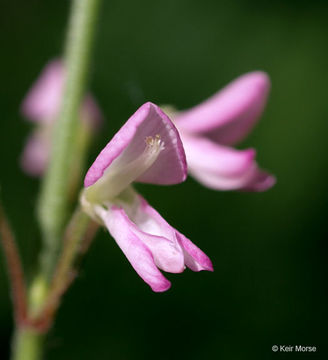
[9,0,102,359]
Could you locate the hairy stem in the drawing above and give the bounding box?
[38,0,102,279]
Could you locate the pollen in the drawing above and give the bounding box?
[145,136,154,145]
[145,134,165,151]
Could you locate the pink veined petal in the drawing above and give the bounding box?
[20,131,50,176]
[84,102,187,187]
[103,205,171,292]
[182,134,275,191]
[21,59,64,124]
[135,195,213,272]
[175,71,271,145]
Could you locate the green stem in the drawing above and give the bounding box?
[39,209,91,324]
[11,327,44,360]
[10,211,94,360]
[10,1,102,359]
[37,0,101,279]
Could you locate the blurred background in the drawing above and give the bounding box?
[0,0,327,359]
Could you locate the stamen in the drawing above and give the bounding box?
[145,134,165,151]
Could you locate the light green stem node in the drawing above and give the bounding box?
[11,327,44,360]
[11,276,48,360]
[28,274,49,317]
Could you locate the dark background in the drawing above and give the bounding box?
[1,0,327,359]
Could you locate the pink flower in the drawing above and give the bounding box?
[81,102,213,292]
[169,72,276,191]
[20,128,51,176]
[20,60,102,176]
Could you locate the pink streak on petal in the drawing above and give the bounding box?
[175,71,270,145]
[176,231,213,272]
[84,102,187,187]
[20,132,50,176]
[103,206,171,292]
[183,134,275,191]
[21,60,64,124]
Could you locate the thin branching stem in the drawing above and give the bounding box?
[31,209,97,331]
[0,203,28,326]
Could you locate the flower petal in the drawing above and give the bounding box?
[84,102,187,188]
[130,195,185,273]
[182,134,256,177]
[175,71,270,145]
[21,60,64,123]
[80,94,104,130]
[182,134,275,191]
[176,231,213,272]
[100,205,171,292]
[132,194,212,272]
[21,60,103,129]
[20,131,50,176]
[242,170,276,192]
